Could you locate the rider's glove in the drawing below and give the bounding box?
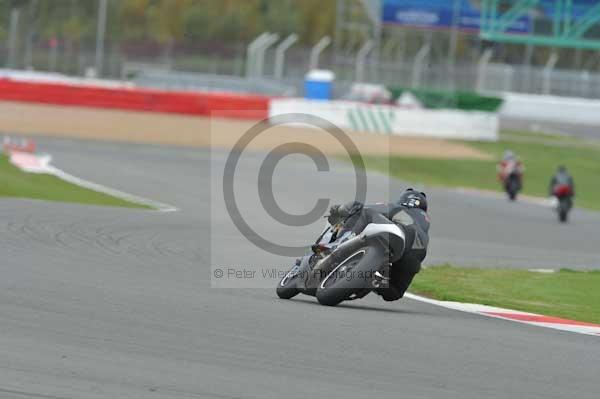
[327,205,343,225]
[328,204,355,225]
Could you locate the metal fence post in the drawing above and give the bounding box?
[411,44,430,88]
[24,0,39,70]
[49,39,58,71]
[246,32,271,78]
[542,51,559,95]
[95,0,108,77]
[274,34,298,80]
[355,40,374,82]
[255,33,279,78]
[309,36,331,70]
[7,8,20,69]
[580,70,590,97]
[381,38,396,61]
[476,49,493,92]
[502,65,514,92]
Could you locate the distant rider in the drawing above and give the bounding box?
[326,188,430,302]
[497,150,524,187]
[549,165,575,199]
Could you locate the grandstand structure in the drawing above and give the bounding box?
[336,1,600,59]
[480,0,600,49]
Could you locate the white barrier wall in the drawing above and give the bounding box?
[269,98,499,141]
[0,69,134,89]
[500,92,600,126]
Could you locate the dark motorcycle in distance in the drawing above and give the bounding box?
[276,209,405,306]
[553,184,574,223]
[505,172,521,201]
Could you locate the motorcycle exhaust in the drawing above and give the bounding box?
[372,270,390,288]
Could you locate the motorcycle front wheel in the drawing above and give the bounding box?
[506,182,518,201]
[559,210,568,223]
[276,264,302,299]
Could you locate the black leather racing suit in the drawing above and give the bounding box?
[342,202,430,302]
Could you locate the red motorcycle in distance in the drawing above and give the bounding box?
[553,184,574,223]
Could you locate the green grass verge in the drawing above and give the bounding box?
[353,131,600,210]
[411,265,600,324]
[0,155,150,209]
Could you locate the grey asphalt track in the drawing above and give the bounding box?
[1,137,599,399]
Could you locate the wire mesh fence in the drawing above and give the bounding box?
[4,38,600,99]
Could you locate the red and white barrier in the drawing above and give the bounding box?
[3,137,49,173]
[3,136,36,154]
[8,151,52,174]
[0,78,270,120]
[269,98,499,141]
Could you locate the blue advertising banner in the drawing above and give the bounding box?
[382,0,530,33]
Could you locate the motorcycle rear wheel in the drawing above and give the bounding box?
[276,266,301,299]
[316,245,385,306]
[557,198,571,223]
[559,209,568,223]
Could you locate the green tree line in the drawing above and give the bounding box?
[0,0,336,45]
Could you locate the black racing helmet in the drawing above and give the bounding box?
[399,188,428,212]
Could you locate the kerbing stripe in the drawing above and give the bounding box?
[405,293,600,337]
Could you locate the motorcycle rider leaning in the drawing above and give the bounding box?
[326,189,430,302]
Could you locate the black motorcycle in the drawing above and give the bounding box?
[277,211,405,306]
[505,172,521,201]
[553,184,574,223]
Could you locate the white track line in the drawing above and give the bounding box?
[47,166,178,212]
[8,150,178,212]
[405,293,600,337]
